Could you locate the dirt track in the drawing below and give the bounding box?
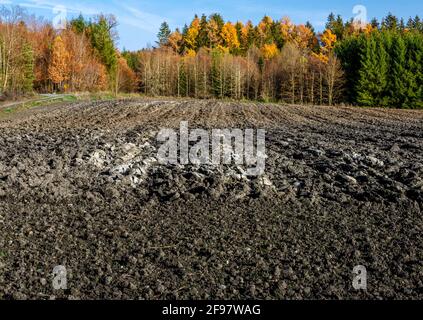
[0,98,422,300]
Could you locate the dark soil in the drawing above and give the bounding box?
[0,98,422,300]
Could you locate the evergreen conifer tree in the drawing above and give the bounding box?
[157,21,171,47]
[21,42,35,93]
[356,34,389,106]
[388,33,408,107]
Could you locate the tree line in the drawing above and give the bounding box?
[124,15,345,105]
[0,4,422,108]
[122,13,422,108]
[0,5,135,99]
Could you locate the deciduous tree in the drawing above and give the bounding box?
[48,36,70,91]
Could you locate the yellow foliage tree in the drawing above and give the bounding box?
[216,45,230,54]
[261,43,278,60]
[312,52,329,64]
[240,21,250,47]
[221,22,240,51]
[363,24,374,35]
[185,48,196,57]
[185,16,200,50]
[321,29,337,53]
[48,36,70,90]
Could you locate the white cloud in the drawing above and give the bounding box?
[4,0,167,32]
[117,4,167,33]
[6,0,104,15]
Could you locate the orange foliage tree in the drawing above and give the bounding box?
[116,56,137,93]
[48,36,70,91]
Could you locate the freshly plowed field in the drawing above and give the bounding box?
[0,98,422,299]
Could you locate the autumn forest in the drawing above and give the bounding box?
[1,5,422,108]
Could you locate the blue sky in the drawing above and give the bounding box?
[1,0,421,50]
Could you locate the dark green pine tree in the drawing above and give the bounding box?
[157,21,171,47]
[404,15,422,31]
[122,50,140,72]
[180,24,189,53]
[388,33,408,107]
[334,15,345,40]
[356,34,389,107]
[89,16,118,73]
[382,13,398,31]
[326,13,344,40]
[335,35,365,104]
[71,14,87,33]
[399,18,405,32]
[211,49,223,98]
[407,17,415,30]
[182,24,189,37]
[178,62,188,97]
[235,21,246,53]
[271,20,284,49]
[414,15,423,32]
[246,22,256,49]
[404,33,423,108]
[370,18,380,29]
[305,21,315,34]
[21,42,35,94]
[209,13,224,30]
[326,13,336,30]
[197,14,209,48]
